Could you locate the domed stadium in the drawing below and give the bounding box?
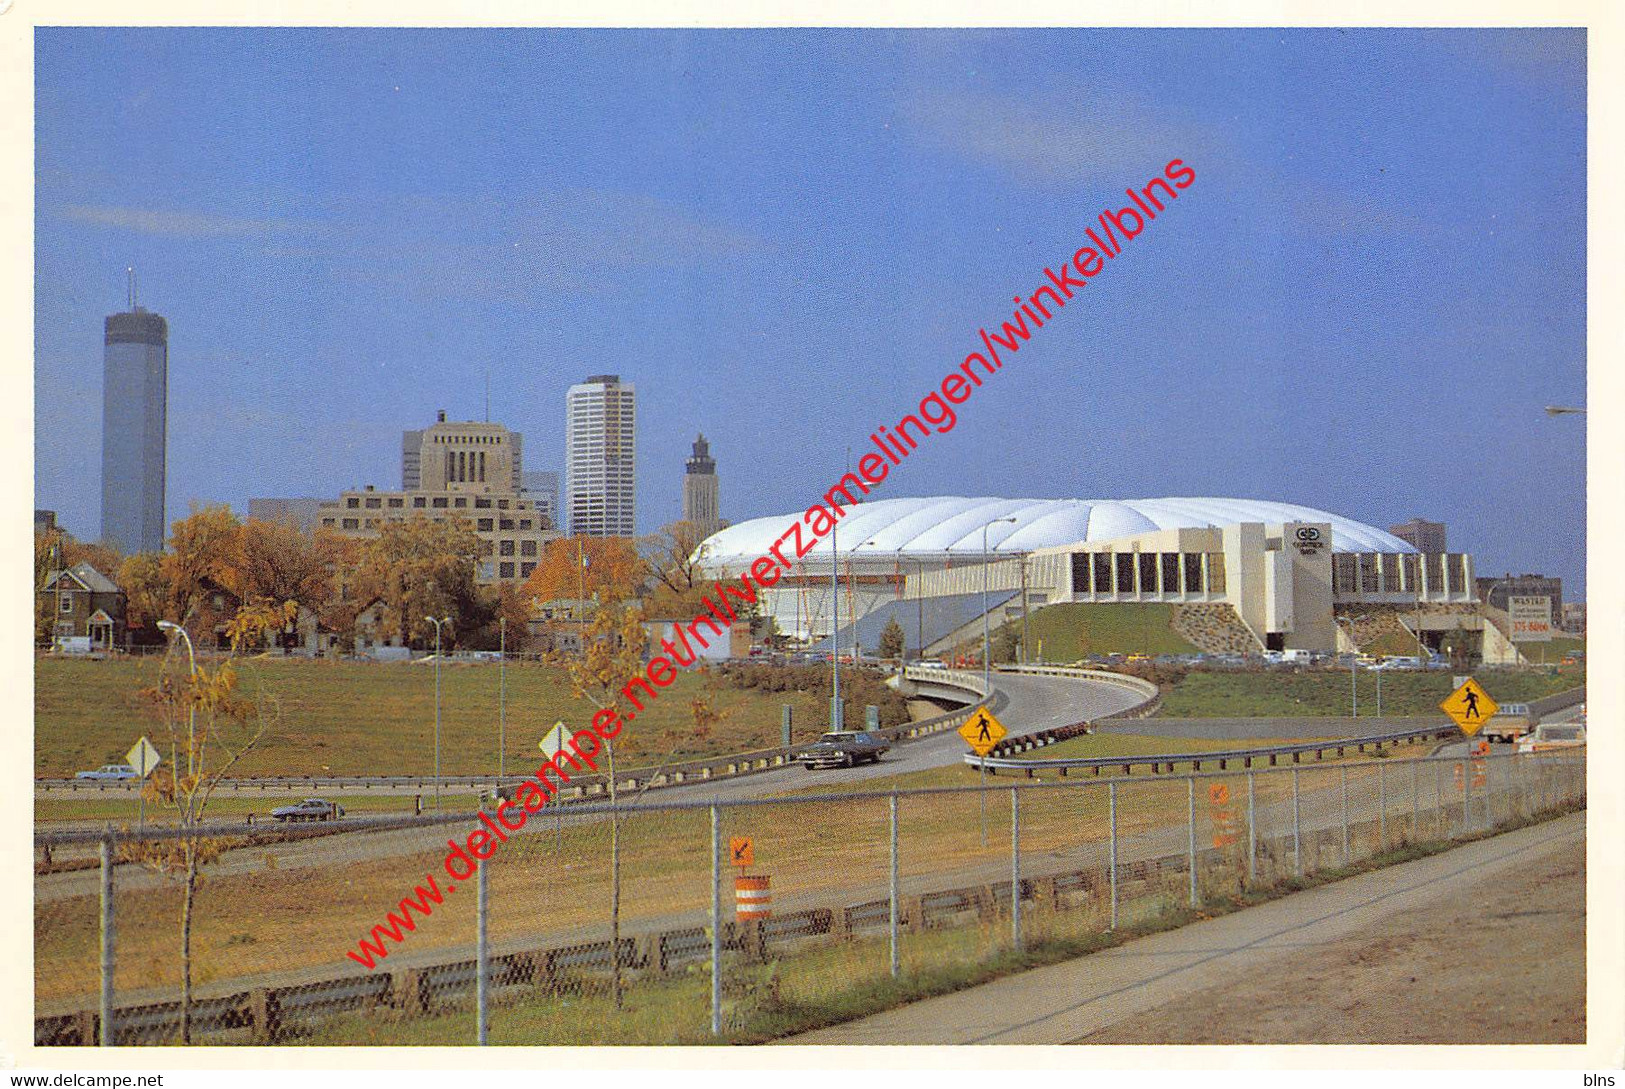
[693,496,1483,660]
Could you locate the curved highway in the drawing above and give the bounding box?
[36,668,1145,901]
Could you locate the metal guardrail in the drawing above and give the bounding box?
[964,721,1461,775]
[37,669,994,800]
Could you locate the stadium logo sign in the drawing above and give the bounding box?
[1293,525,1326,556]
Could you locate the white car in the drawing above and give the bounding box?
[75,764,139,781]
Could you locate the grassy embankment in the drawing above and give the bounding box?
[35,656,856,779]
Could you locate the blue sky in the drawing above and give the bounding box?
[34,28,1587,593]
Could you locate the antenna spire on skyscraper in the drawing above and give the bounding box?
[127,267,136,310]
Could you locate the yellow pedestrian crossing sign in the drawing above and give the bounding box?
[1441,678,1498,735]
[959,707,1007,756]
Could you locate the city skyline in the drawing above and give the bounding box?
[34,27,1587,592]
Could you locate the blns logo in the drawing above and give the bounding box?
[1294,527,1321,543]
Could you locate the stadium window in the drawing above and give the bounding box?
[1424,552,1442,591]
[1359,553,1379,594]
[1184,553,1204,594]
[1333,554,1357,594]
[1094,553,1113,593]
[1207,553,1226,594]
[1138,553,1158,594]
[1071,553,1091,594]
[1381,554,1401,593]
[1403,553,1420,591]
[1447,554,1466,594]
[1161,553,1180,595]
[1116,553,1136,594]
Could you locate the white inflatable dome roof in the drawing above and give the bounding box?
[695,496,1416,568]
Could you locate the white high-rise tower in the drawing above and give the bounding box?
[565,374,636,537]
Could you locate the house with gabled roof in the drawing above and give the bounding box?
[39,562,126,651]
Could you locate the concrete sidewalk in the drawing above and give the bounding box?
[780,811,1585,1045]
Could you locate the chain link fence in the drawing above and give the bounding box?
[34,748,1586,1046]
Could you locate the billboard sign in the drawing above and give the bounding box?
[1508,595,1553,643]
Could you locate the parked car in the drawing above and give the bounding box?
[796,731,890,769]
[75,764,139,781]
[271,798,346,822]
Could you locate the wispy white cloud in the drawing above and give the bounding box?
[902,87,1219,186]
[57,203,309,238]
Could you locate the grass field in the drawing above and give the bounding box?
[1000,603,1202,660]
[1157,666,1583,718]
[34,657,838,779]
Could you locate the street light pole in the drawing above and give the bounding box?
[981,516,1018,694]
[425,615,451,808]
[498,616,506,782]
[830,520,842,731]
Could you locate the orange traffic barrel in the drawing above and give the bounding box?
[735,875,772,920]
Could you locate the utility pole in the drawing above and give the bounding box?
[498,617,506,781]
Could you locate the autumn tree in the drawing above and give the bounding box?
[349,515,483,648]
[641,521,713,618]
[161,505,246,624]
[118,553,169,645]
[130,599,293,1043]
[521,535,644,606]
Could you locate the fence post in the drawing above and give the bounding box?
[1291,767,1302,877]
[99,829,114,1047]
[1247,771,1256,886]
[1187,776,1198,907]
[1108,781,1118,930]
[889,792,899,978]
[1461,757,1470,835]
[1410,759,1418,843]
[1435,761,1444,836]
[1378,760,1386,850]
[476,851,488,1046]
[1010,787,1022,952]
[1340,765,1349,864]
[710,803,722,1036]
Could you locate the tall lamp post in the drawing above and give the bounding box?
[829,520,842,731]
[425,615,452,808]
[982,516,1019,694]
[155,619,196,833]
[498,616,507,782]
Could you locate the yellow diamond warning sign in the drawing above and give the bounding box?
[1441,677,1498,736]
[959,707,1007,757]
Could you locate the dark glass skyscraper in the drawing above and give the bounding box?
[101,305,168,553]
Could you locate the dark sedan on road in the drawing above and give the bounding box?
[271,798,346,822]
[796,731,890,769]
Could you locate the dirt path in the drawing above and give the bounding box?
[1086,828,1585,1043]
